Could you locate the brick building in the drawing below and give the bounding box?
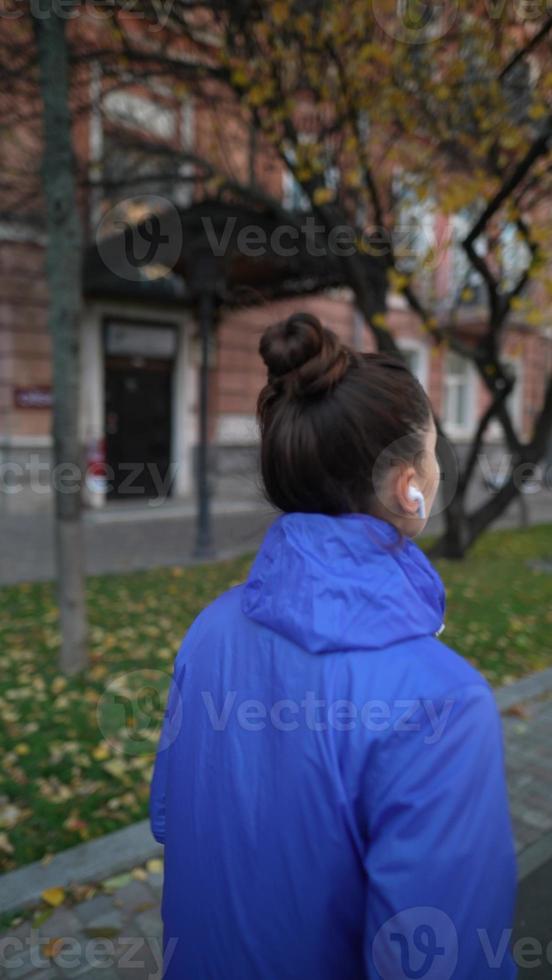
[1,25,552,514]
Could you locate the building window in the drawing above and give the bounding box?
[103,90,176,141]
[100,88,192,209]
[487,355,524,440]
[392,174,435,277]
[442,350,476,438]
[450,210,486,307]
[500,224,531,293]
[282,132,340,212]
[282,167,311,211]
[399,340,429,391]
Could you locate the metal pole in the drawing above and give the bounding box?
[194,288,215,559]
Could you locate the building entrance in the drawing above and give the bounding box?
[104,321,176,501]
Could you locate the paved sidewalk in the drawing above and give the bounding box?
[1,489,551,585]
[0,864,163,979]
[513,855,552,978]
[503,690,552,852]
[1,686,552,978]
[0,502,276,585]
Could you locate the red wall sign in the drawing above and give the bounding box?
[14,386,53,409]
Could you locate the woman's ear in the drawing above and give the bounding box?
[407,485,426,519]
[395,464,420,518]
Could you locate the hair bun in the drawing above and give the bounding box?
[259,313,350,399]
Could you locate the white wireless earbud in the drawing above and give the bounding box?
[407,485,426,519]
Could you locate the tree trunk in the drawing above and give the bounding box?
[33,4,88,674]
[429,438,551,561]
[428,494,470,560]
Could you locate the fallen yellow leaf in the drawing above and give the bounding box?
[131,867,148,881]
[0,804,22,829]
[0,832,14,855]
[146,858,163,875]
[44,938,65,958]
[42,888,65,907]
[103,759,127,779]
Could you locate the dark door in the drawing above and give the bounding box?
[105,357,173,500]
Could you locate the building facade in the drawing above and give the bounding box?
[1,24,552,515]
[3,233,551,514]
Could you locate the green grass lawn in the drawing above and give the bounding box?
[0,523,551,873]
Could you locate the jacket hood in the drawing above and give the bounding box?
[241,512,446,654]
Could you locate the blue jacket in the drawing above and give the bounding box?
[150,512,518,979]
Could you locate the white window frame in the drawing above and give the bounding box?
[500,223,531,293]
[398,338,429,393]
[487,354,524,441]
[392,171,436,276]
[450,210,486,304]
[282,133,339,211]
[281,168,311,212]
[395,198,436,276]
[174,99,195,209]
[442,349,478,440]
[281,143,312,212]
[103,90,177,141]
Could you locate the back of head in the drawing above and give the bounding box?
[257,312,431,515]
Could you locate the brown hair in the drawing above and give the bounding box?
[257,312,432,515]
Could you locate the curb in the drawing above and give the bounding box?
[495,666,552,713]
[2,668,552,917]
[0,820,161,917]
[84,499,273,526]
[517,829,552,882]
[496,668,552,883]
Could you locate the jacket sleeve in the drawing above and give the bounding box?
[362,682,518,979]
[149,655,186,845]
